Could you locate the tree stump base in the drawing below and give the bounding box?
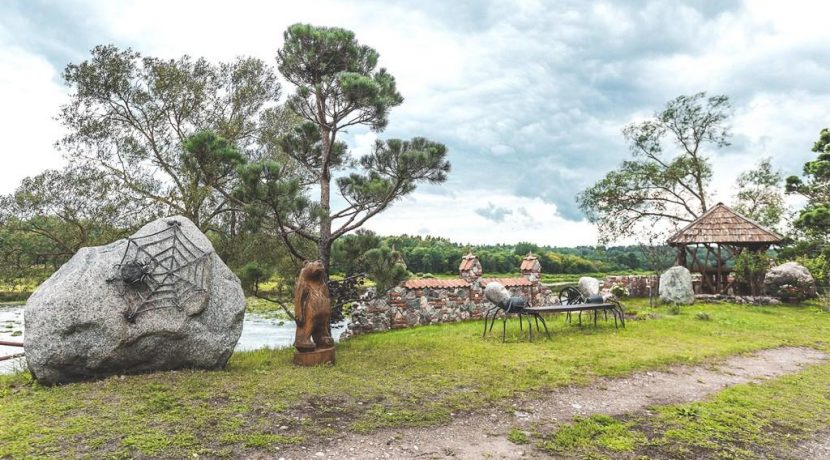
[293,347,335,366]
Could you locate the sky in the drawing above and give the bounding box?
[1,0,828,247]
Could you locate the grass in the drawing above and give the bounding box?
[538,361,830,459]
[2,298,830,458]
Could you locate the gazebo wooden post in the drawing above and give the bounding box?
[666,203,784,297]
[677,245,687,267]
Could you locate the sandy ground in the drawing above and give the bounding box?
[272,347,827,459]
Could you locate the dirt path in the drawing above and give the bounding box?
[276,347,826,460]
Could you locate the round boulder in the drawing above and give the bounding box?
[484,282,511,306]
[659,266,695,305]
[763,262,817,300]
[577,277,600,297]
[24,216,246,385]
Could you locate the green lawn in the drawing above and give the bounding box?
[2,298,830,458]
[538,362,830,459]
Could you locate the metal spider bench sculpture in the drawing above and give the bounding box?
[482,294,551,342]
[107,220,211,322]
[525,286,625,328]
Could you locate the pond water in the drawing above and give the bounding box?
[0,304,348,375]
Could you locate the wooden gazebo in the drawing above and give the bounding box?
[667,203,784,295]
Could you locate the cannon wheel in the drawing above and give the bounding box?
[558,286,584,305]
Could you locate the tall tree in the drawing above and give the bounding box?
[733,158,785,230]
[0,166,152,280]
[786,128,830,241]
[273,24,450,273]
[577,92,731,243]
[57,45,292,230]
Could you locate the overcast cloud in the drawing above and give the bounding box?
[1,0,828,246]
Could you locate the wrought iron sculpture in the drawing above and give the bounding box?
[108,220,210,322]
[482,296,552,342]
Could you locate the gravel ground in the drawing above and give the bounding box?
[273,347,827,459]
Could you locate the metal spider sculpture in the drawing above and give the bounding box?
[108,220,211,322]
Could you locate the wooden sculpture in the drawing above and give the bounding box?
[292,260,335,365]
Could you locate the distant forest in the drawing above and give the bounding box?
[330,230,663,276]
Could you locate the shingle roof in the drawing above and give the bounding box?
[403,279,471,289]
[520,253,540,271]
[458,253,479,271]
[667,203,784,246]
[478,277,534,287]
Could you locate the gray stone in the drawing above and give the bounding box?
[24,216,245,385]
[659,266,695,305]
[577,277,600,297]
[763,262,818,300]
[484,282,510,306]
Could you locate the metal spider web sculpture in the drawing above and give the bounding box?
[108,220,211,322]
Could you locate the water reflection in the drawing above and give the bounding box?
[0,304,348,374]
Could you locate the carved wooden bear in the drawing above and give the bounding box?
[293,260,333,352]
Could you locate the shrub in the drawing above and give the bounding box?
[236,262,274,296]
[667,304,682,315]
[695,312,711,321]
[796,254,828,286]
[610,284,629,298]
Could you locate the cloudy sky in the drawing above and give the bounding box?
[1,0,828,246]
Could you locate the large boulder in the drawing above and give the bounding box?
[25,216,245,385]
[659,266,695,305]
[577,277,600,297]
[763,262,817,300]
[484,282,511,306]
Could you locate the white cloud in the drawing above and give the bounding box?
[1,0,829,246]
[0,47,67,193]
[364,191,598,246]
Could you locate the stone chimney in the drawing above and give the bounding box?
[459,253,482,281]
[520,252,541,282]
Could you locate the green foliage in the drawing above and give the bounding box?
[787,128,830,240]
[507,428,529,444]
[542,414,644,454]
[278,24,403,132]
[330,229,381,275]
[695,312,711,321]
[0,166,148,283]
[667,304,682,315]
[610,284,630,298]
[236,262,274,296]
[734,251,769,295]
[269,24,451,270]
[733,158,785,230]
[58,44,288,230]
[578,92,730,243]
[363,245,410,293]
[795,254,828,286]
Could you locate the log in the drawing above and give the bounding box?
[0,353,24,362]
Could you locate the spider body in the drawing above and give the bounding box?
[116,260,154,286]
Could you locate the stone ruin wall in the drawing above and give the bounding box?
[601,275,659,297]
[344,282,540,338]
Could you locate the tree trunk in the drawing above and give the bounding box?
[318,122,333,279]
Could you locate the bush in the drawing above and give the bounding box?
[610,284,629,298]
[667,304,682,315]
[796,254,828,286]
[695,312,711,321]
[236,262,274,296]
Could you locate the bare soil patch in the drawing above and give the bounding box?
[275,347,826,459]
